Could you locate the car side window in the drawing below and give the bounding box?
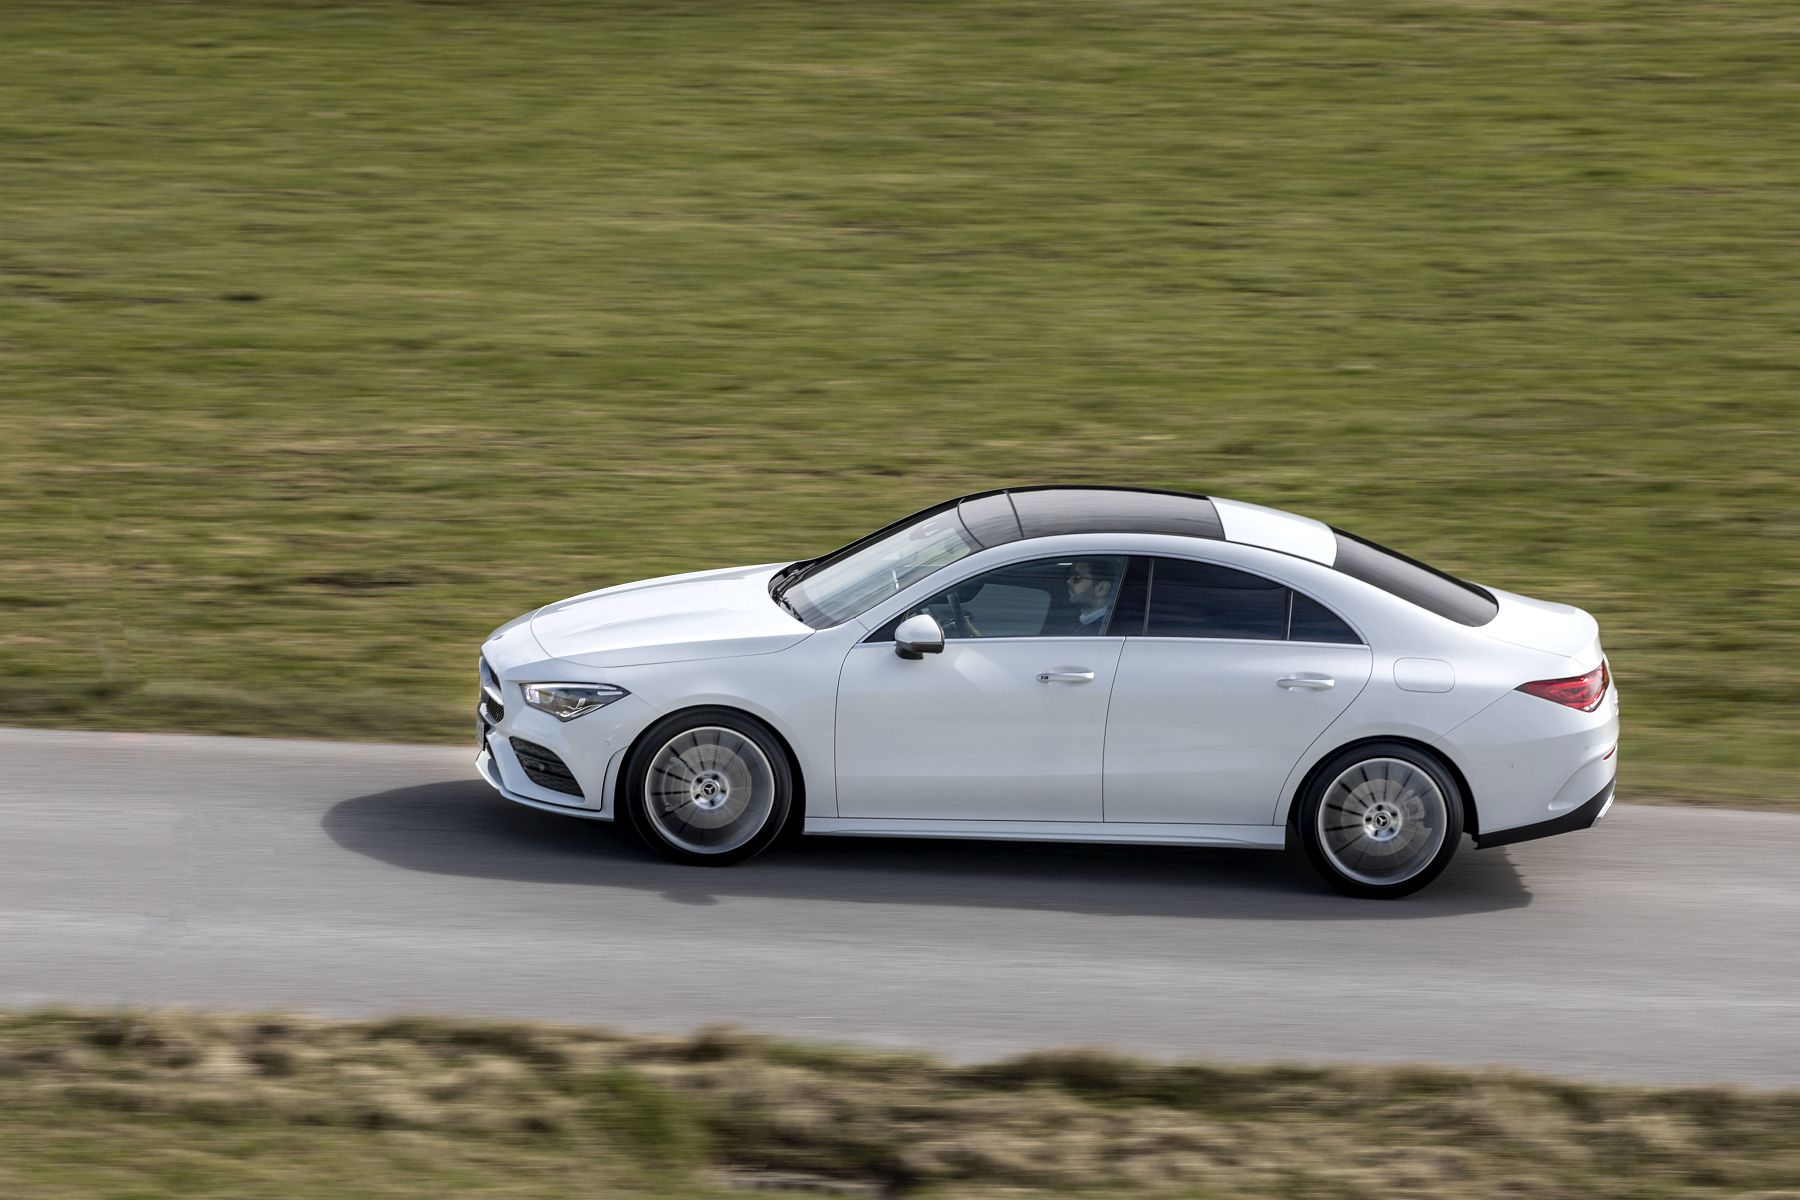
[1142,557,1363,643]
[1288,590,1362,644]
[1144,561,1368,647]
[1146,559,1289,639]
[885,556,1132,639]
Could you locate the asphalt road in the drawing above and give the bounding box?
[2,727,1796,1087]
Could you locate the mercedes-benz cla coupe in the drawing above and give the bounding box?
[477,488,1618,897]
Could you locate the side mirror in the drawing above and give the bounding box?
[893,613,946,660]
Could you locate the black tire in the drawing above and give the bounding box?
[1298,741,1464,899]
[623,708,794,867]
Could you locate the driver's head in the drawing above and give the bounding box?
[1066,561,1113,611]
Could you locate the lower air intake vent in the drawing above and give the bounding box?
[508,738,584,798]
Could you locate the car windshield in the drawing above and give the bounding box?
[778,508,980,627]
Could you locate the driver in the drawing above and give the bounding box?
[1053,559,1118,635]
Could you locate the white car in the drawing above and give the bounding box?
[477,488,1618,897]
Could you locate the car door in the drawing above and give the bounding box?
[1103,556,1373,825]
[835,555,1133,821]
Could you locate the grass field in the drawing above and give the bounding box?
[2,1,1796,803]
[3,1009,1797,1198]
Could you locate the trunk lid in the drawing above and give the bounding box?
[1481,586,1602,662]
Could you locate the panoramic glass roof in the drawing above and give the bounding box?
[956,487,1225,545]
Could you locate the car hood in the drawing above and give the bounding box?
[529,562,811,668]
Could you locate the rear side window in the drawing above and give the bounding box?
[1146,560,1289,640]
[1144,558,1364,644]
[1331,529,1498,627]
[1288,592,1361,644]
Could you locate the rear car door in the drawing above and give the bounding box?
[1103,557,1373,825]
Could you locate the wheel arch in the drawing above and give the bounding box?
[617,703,808,833]
[1282,735,1478,841]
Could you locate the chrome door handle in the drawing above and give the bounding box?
[1277,675,1335,690]
[1038,670,1095,684]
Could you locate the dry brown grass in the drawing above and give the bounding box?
[1,1009,1796,1198]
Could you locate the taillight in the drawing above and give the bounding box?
[1517,661,1609,712]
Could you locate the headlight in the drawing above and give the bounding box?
[521,682,630,721]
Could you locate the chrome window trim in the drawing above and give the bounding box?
[1126,635,1370,649]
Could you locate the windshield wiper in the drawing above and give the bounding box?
[770,558,814,600]
[773,589,804,622]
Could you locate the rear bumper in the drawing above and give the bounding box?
[1474,780,1613,848]
[1436,680,1620,843]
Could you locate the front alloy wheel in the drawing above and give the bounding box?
[624,709,794,866]
[1299,743,1463,898]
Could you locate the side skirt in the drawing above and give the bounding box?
[802,817,1286,849]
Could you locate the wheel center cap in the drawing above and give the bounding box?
[691,774,728,810]
[1364,802,1402,841]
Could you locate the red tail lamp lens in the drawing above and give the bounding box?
[1517,661,1609,712]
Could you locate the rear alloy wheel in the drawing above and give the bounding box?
[624,709,793,866]
[1299,743,1464,898]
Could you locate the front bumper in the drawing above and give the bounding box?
[476,744,614,822]
[474,654,656,820]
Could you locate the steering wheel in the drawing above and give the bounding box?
[948,590,970,637]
